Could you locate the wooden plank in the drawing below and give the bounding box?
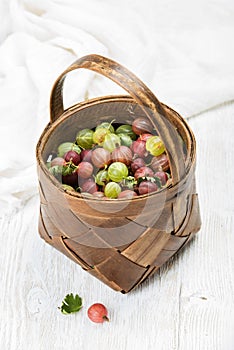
[178,194,202,237]
[94,253,147,293]
[122,228,171,267]
[40,202,89,239]
[71,211,146,247]
[153,249,177,266]
[127,202,174,233]
[52,236,90,270]
[163,234,188,250]
[63,237,114,266]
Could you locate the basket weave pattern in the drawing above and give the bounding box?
[37,55,201,293]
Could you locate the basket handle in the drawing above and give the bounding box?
[50,54,185,184]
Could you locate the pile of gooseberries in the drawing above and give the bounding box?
[46,117,171,199]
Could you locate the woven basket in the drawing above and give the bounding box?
[36,54,201,293]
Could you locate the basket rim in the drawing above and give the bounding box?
[36,94,196,203]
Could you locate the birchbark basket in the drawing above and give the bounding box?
[36,54,201,293]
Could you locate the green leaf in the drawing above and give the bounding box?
[62,165,75,176]
[120,176,137,189]
[153,176,162,188]
[59,293,83,315]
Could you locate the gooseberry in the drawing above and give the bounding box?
[111,146,133,166]
[64,150,81,165]
[151,154,169,172]
[108,162,128,182]
[77,162,93,179]
[91,148,111,168]
[92,191,105,198]
[62,172,78,187]
[140,133,154,142]
[138,181,158,195]
[96,122,115,133]
[154,171,169,186]
[93,127,111,145]
[146,136,165,156]
[80,149,92,162]
[95,169,109,186]
[51,157,66,167]
[118,133,133,147]
[134,166,154,180]
[116,124,137,140]
[81,179,98,194]
[104,182,121,198]
[132,117,153,135]
[87,303,109,323]
[57,142,81,158]
[62,184,75,191]
[130,158,145,173]
[118,190,138,199]
[131,140,148,158]
[103,133,121,152]
[76,129,94,149]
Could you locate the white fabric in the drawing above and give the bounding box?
[0,0,234,216]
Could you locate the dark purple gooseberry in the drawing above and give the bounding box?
[131,140,148,158]
[111,146,133,166]
[64,150,81,165]
[154,171,169,186]
[62,172,78,188]
[134,166,154,180]
[81,149,92,162]
[130,158,146,173]
[151,154,169,172]
[132,117,153,135]
[138,181,158,195]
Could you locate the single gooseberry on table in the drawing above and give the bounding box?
[87,303,109,323]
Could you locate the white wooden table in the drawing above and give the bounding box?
[0,102,234,350]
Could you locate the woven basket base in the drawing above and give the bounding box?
[38,193,200,293]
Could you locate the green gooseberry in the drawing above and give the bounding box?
[76,129,94,149]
